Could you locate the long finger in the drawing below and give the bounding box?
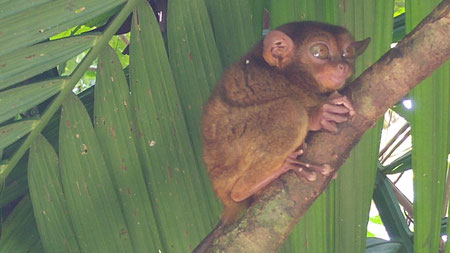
[321,103,350,115]
[329,96,355,116]
[321,119,338,133]
[322,111,348,123]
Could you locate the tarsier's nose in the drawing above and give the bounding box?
[337,63,347,73]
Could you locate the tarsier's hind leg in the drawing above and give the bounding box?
[230,144,332,202]
[230,156,290,202]
[282,146,332,182]
[228,91,353,203]
[228,98,326,203]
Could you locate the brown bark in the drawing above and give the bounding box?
[203,1,450,252]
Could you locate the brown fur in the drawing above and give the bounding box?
[201,21,369,226]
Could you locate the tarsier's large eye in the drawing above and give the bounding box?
[309,43,329,59]
[342,46,356,59]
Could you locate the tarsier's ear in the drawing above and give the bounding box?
[352,37,371,57]
[263,30,295,68]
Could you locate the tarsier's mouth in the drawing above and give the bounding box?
[316,74,348,91]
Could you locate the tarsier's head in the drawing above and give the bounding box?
[263,21,370,93]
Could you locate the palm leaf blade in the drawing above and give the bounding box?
[59,94,133,252]
[0,35,98,90]
[0,0,125,57]
[0,120,36,149]
[0,79,64,124]
[94,44,163,251]
[406,1,450,252]
[28,134,81,252]
[167,0,223,158]
[129,2,218,250]
[0,196,44,253]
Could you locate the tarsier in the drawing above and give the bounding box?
[202,21,370,227]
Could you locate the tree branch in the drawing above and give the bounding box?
[205,1,450,252]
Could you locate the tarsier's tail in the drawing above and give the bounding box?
[192,221,222,253]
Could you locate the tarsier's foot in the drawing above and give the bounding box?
[280,145,333,181]
[309,91,355,132]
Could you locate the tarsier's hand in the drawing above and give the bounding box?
[308,91,355,132]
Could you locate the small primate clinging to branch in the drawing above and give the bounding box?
[195,21,369,252]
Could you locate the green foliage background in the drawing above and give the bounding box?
[0,0,448,252]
